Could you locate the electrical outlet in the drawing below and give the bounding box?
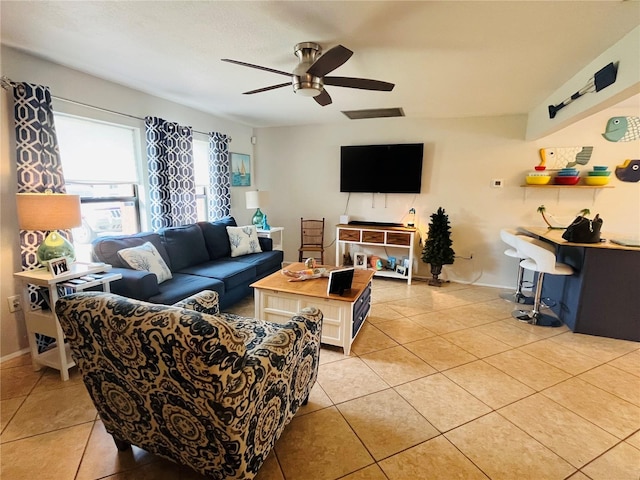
[491,179,504,188]
[8,295,21,313]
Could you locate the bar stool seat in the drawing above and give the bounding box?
[511,236,573,327]
[499,229,533,304]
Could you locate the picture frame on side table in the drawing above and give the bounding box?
[49,257,69,277]
[354,253,368,269]
[395,265,407,276]
[230,152,251,187]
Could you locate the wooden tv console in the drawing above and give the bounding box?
[335,224,417,285]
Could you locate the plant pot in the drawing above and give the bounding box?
[429,264,443,287]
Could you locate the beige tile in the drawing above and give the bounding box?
[440,304,506,328]
[385,299,433,317]
[404,336,477,371]
[549,332,639,363]
[578,364,640,406]
[374,317,435,344]
[350,323,399,356]
[319,344,352,364]
[409,311,472,335]
[32,365,85,392]
[368,303,405,324]
[627,430,640,450]
[607,349,640,377]
[337,389,439,460]
[476,320,546,347]
[100,458,207,479]
[566,472,593,480]
[395,374,491,432]
[360,346,436,386]
[379,435,489,479]
[1,383,97,442]
[0,396,25,433]
[499,394,619,468]
[443,360,534,409]
[445,412,575,480]
[1,423,93,480]
[295,382,333,416]
[340,464,388,480]
[581,441,640,480]
[275,407,373,480]
[478,298,521,320]
[484,349,571,391]
[0,364,42,400]
[0,353,32,369]
[255,450,284,480]
[317,357,388,404]
[75,420,157,480]
[443,328,512,358]
[542,378,640,439]
[520,338,602,375]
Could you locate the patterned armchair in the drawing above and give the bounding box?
[55,290,322,480]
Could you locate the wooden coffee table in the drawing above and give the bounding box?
[251,263,375,355]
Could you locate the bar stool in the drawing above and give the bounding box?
[511,236,573,327]
[499,229,533,305]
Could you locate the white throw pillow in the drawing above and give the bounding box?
[117,241,173,284]
[226,225,263,257]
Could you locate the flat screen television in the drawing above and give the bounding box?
[340,143,424,193]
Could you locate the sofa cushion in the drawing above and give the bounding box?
[198,216,236,260]
[92,232,171,270]
[180,260,256,291]
[148,273,225,305]
[232,250,284,276]
[159,224,209,271]
[117,241,173,283]
[226,225,262,257]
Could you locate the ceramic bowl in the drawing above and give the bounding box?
[592,166,608,171]
[526,175,551,185]
[584,176,609,186]
[587,170,611,176]
[554,175,580,185]
[534,166,546,171]
[557,171,580,176]
[528,171,551,176]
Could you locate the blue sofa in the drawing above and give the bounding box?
[90,216,283,308]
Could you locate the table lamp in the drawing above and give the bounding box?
[16,192,82,269]
[245,190,269,228]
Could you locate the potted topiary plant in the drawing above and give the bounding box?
[421,207,455,286]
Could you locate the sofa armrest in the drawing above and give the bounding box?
[107,267,160,300]
[173,290,220,315]
[258,237,273,251]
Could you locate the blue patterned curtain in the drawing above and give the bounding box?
[145,116,197,229]
[208,132,231,220]
[13,82,67,351]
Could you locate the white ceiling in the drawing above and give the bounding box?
[1,1,639,128]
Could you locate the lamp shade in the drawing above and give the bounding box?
[16,193,82,230]
[245,191,269,210]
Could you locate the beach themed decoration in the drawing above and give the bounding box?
[615,159,640,182]
[602,116,640,142]
[538,146,593,169]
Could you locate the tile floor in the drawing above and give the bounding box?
[2,280,639,479]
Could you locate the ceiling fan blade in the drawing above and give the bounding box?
[243,82,292,95]
[314,89,332,106]
[221,58,291,77]
[324,76,395,91]
[307,45,353,77]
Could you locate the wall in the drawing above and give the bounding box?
[1,46,255,359]
[255,106,639,284]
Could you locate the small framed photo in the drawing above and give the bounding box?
[402,257,410,268]
[49,257,69,277]
[395,265,407,276]
[354,253,368,269]
[230,152,251,187]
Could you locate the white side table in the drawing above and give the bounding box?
[14,263,122,381]
[256,227,284,251]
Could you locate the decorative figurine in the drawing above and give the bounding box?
[262,214,271,231]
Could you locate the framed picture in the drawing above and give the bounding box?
[231,152,251,187]
[395,265,407,276]
[49,257,69,277]
[354,253,368,269]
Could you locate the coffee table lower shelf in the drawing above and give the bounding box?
[252,268,373,355]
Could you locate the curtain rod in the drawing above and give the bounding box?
[1,75,224,139]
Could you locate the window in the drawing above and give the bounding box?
[54,113,142,261]
[193,138,209,221]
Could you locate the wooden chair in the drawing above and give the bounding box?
[298,218,325,264]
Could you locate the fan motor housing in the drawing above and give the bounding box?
[293,42,323,96]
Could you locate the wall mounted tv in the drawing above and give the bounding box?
[340,143,424,193]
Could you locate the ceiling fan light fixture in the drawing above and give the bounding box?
[292,74,323,97]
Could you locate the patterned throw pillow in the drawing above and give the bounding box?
[117,241,173,283]
[226,225,263,258]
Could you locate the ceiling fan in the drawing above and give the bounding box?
[221,42,394,106]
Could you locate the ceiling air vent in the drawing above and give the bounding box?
[341,107,405,120]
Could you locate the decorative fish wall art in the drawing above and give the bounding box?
[602,116,640,142]
[615,159,640,182]
[538,146,593,170]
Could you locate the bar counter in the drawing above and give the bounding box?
[520,227,639,342]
